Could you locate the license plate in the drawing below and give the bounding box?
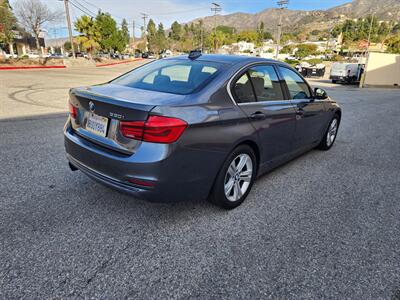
[86,113,109,137]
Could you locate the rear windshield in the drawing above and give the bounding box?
[112,59,224,95]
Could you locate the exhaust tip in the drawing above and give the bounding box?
[69,162,78,171]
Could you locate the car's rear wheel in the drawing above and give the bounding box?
[209,145,256,209]
[317,115,340,150]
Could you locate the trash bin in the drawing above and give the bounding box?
[304,65,325,78]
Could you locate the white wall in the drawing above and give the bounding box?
[364,53,400,87]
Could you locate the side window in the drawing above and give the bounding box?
[278,67,312,99]
[248,65,284,101]
[233,73,256,103]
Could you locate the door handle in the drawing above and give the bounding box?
[249,111,267,120]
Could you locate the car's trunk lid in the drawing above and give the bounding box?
[69,84,186,154]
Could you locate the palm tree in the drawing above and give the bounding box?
[75,15,100,58]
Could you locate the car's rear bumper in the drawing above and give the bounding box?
[330,75,345,81]
[64,120,224,202]
[67,154,152,199]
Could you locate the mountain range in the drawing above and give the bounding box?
[190,0,400,33]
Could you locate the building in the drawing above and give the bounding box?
[362,52,400,88]
[1,30,46,56]
[231,41,255,53]
[13,35,46,56]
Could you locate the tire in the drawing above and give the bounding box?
[317,114,340,151]
[209,145,257,209]
[332,80,337,84]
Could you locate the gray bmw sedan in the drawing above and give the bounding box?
[64,52,341,208]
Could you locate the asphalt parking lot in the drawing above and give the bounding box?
[1,64,400,299]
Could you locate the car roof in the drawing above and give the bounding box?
[170,54,279,65]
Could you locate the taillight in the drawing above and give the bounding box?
[143,116,187,143]
[120,121,145,140]
[120,115,187,144]
[69,101,78,119]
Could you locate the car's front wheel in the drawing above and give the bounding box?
[209,145,257,209]
[317,114,340,150]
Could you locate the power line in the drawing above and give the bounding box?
[79,0,101,11]
[69,0,96,17]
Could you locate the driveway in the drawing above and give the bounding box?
[1,67,400,299]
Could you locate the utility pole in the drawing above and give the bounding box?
[132,20,135,45]
[141,13,148,52]
[211,3,221,53]
[366,13,375,56]
[201,26,204,52]
[360,13,376,88]
[63,0,75,59]
[275,0,288,59]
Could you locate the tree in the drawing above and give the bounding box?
[393,23,400,34]
[170,21,182,41]
[217,25,234,35]
[257,21,265,44]
[14,0,60,56]
[263,31,273,40]
[75,15,100,58]
[387,34,400,54]
[0,0,17,55]
[331,16,396,46]
[236,30,258,43]
[120,18,129,47]
[295,44,318,59]
[156,22,167,51]
[96,12,118,52]
[280,44,295,54]
[146,18,157,52]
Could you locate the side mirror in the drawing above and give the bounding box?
[314,88,328,100]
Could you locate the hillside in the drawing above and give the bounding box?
[189,0,400,33]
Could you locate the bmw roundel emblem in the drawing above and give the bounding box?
[89,101,95,112]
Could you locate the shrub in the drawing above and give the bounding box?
[305,58,323,65]
[284,59,300,66]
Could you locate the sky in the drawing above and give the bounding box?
[10,0,352,39]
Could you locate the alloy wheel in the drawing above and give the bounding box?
[224,153,253,202]
[326,118,338,147]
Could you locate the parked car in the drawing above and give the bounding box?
[27,52,40,58]
[65,53,341,208]
[49,53,64,58]
[68,52,88,58]
[3,53,18,59]
[111,53,127,59]
[142,52,155,59]
[330,62,364,84]
[96,52,110,58]
[160,49,173,59]
[121,53,130,60]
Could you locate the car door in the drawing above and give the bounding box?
[277,66,326,149]
[231,64,297,166]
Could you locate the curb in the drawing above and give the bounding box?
[96,58,144,67]
[0,65,66,70]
